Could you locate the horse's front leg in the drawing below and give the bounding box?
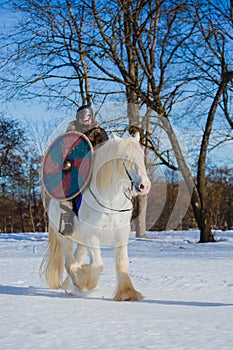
[114,245,143,301]
[69,246,103,292]
[62,243,88,289]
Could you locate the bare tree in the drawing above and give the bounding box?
[0,0,119,108]
[87,0,211,241]
[87,0,233,242]
[181,0,233,241]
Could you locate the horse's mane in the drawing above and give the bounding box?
[92,137,140,191]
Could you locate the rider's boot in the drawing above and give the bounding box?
[59,210,73,235]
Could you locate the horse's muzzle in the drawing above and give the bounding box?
[136,181,151,194]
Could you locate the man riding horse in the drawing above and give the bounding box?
[60,105,108,235]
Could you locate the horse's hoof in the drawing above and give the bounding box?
[65,285,81,297]
[113,289,144,301]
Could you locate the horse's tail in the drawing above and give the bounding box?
[40,225,64,289]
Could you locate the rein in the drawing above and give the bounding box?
[89,188,133,213]
[89,162,135,213]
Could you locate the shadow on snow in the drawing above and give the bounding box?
[0,284,233,308]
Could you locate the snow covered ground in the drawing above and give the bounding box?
[1,230,233,350]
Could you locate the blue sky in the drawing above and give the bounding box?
[0,6,60,122]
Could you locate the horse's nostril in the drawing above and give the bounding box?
[138,183,151,194]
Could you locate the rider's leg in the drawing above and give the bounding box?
[59,200,74,235]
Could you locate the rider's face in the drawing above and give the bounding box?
[78,109,92,126]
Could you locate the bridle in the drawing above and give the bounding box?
[89,162,135,213]
[123,162,141,192]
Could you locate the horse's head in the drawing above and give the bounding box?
[117,132,151,196]
[93,133,151,198]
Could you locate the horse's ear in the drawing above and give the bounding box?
[112,133,121,140]
[133,132,140,142]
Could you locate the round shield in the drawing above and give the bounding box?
[41,131,93,200]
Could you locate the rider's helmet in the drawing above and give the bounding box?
[76,105,94,123]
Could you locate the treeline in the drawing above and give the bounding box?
[1,117,232,233]
[1,167,232,234]
[147,168,233,231]
[0,117,47,233]
[0,194,46,233]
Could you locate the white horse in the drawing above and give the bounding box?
[41,133,151,301]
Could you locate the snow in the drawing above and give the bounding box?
[1,230,233,350]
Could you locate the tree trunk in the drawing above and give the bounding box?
[18,204,25,233]
[134,195,147,238]
[124,7,148,238]
[126,98,147,238]
[159,114,215,242]
[190,191,215,242]
[134,105,152,238]
[29,200,36,233]
[197,76,230,242]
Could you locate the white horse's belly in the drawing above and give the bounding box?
[48,196,132,246]
[72,206,131,246]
